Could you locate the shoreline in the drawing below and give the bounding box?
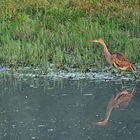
[0,66,139,81]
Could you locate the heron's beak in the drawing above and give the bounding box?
[89,40,99,43]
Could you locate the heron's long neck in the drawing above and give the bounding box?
[101,42,112,64]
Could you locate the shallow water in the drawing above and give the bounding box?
[0,73,140,140]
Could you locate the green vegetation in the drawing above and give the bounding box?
[0,0,140,72]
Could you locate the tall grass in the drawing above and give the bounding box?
[0,0,140,72]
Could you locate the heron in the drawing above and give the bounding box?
[95,85,135,126]
[89,38,137,77]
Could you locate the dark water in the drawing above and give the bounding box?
[0,73,140,140]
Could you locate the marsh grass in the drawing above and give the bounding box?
[0,0,140,72]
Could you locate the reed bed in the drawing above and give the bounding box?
[0,0,140,72]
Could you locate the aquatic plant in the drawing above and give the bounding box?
[0,0,139,72]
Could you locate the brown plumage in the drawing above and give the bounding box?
[95,86,135,126]
[112,52,133,71]
[89,38,137,76]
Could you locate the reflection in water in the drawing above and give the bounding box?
[96,85,135,126]
[1,72,140,140]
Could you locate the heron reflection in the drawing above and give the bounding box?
[96,85,135,126]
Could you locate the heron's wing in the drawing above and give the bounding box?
[112,52,128,61]
[112,52,131,68]
[114,92,134,107]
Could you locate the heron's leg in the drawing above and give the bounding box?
[130,66,139,79]
[133,71,139,80]
[117,70,122,78]
[120,79,125,89]
[120,70,124,77]
[108,65,112,71]
[110,66,118,76]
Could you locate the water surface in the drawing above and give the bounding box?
[0,73,140,140]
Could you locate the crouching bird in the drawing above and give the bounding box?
[89,38,138,77]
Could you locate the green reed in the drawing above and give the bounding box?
[0,0,139,72]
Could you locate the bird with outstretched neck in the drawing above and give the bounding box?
[95,85,135,126]
[89,38,138,78]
